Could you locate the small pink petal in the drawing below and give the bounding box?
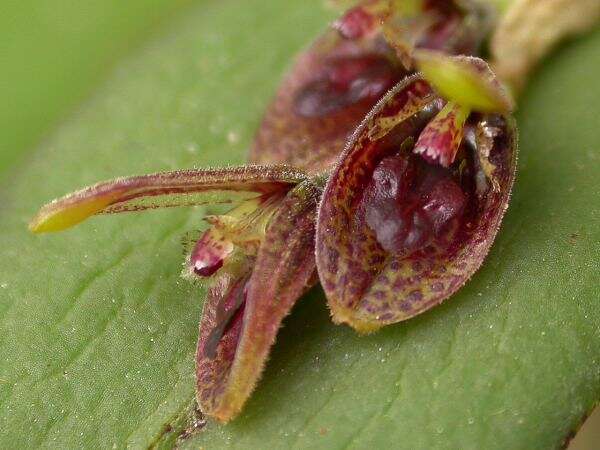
[413,101,470,167]
[189,229,234,278]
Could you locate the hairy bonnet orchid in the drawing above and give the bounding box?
[31,1,520,423]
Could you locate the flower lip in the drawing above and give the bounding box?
[189,229,235,278]
[362,152,467,256]
[194,258,224,278]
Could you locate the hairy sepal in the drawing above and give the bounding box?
[316,75,517,333]
[30,165,306,233]
[196,180,320,422]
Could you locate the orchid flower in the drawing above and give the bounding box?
[31,1,518,423]
[250,0,494,172]
[317,54,515,333]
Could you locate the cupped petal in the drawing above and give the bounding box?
[30,165,306,233]
[316,75,517,333]
[196,179,321,422]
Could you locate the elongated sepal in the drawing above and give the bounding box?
[316,75,517,333]
[414,50,514,113]
[30,165,306,233]
[196,180,320,422]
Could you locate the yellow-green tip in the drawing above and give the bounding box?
[29,195,114,233]
[415,49,514,114]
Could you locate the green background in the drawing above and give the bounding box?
[0,0,193,173]
[0,1,598,449]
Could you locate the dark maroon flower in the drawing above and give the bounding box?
[29,165,322,421]
[249,0,493,173]
[316,57,516,332]
[30,2,518,423]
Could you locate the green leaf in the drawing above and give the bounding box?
[0,0,195,175]
[0,1,598,449]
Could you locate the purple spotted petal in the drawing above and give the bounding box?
[196,180,320,422]
[316,75,517,333]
